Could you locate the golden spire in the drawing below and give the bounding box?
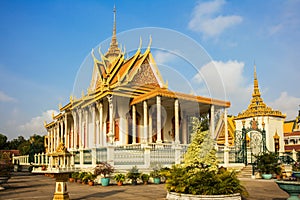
[105,5,121,60]
[252,64,260,98]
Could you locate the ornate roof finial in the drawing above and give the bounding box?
[105,5,121,60]
[252,63,260,98]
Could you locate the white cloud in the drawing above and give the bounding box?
[188,0,242,38]
[18,110,59,136]
[154,51,178,64]
[268,92,300,120]
[193,60,252,115]
[0,91,17,102]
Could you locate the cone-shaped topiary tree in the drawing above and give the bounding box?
[183,117,218,171]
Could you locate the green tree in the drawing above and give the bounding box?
[28,134,45,162]
[0,133,8,150]
[18,140,31,155]
[183,117,218,171]
[8,136,26,149]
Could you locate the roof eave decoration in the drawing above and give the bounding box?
[130,87,230,107]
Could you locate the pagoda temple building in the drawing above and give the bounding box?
[234,66,286,154]
[41,9,230,168]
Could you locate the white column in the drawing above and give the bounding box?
[60,121,64,143]
[47,130,50,153]
[72,111,77,149]
[132,105,137,144]
[51,128,54,152]
[148,114,153,143]
[143,101,148,143]
[92,104,97,146]
[96,121,99,146]
[54,127,57,151]
[156,96,162,143]
[181,113,187,144]
[64,115,68,147]
[224,108,229,166]
[99,102,103,146]
[56,123,60,146]
[85,109,89,148]
[174,99,180,144]
[224,108,228,147]
[78,109,83,148]
[107,96,114,144]
[210,105,215,139]
[41,153,44,164]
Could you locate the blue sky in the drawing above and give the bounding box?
[0,0,299,140]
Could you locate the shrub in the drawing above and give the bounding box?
[165,117,248,197]
[126,166,140,181]
[114,173,126,182]
[165,165,248,196]
[140,173,150,182]
[94,162,114,178]
[254,152,280,174]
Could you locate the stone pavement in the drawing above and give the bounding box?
[0,172,291,200]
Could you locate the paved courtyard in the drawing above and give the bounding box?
[0,172,291,200]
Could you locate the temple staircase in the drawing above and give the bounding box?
[237,165,253,179]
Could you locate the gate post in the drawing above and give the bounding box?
[262,122,267,152]
[242,120,247,165]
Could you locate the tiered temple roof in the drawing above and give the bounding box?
[235,66,285,120]
[48,7,230,125]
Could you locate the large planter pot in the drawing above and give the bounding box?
[262,174,272,179]
[101,177,110,186]
[166,192,241,200]
[153,177,161,184]
[276,180,300,200]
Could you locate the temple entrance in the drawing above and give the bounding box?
[234,119,267,165]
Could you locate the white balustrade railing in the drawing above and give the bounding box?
[12,143,192,169]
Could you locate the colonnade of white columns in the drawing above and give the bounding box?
[46,95,228,154]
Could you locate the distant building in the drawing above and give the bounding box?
[284,108,300,152]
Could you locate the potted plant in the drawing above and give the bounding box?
[114,173,126,186]
[94,162,114,186]
[150,169,161,184]
[71,172,79,182]
[165,164,248,198]
[77,172,88,184]
[254,152,280,179]
[82,172,96,186]
[126,166,140,185]
[141,173,150,185]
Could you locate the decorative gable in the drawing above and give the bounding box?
[129,59,160,86]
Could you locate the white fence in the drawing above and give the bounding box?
[12,143,189,169]
[13,144,241,170]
